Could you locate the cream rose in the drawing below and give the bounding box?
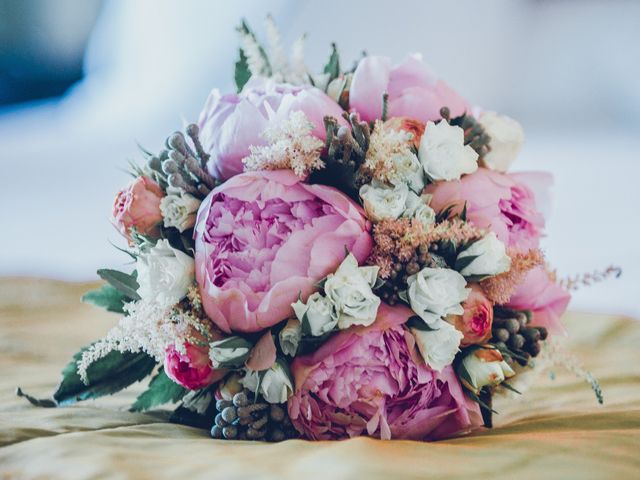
[242,362,294,404]
[136,239,194,306]
[456,232,511,277]
[389,152,425,193]
[292,292,338,337]
[278,318,302,356]
[458,346,516,395]
[160,191,201,232]
[406,267,470,326]
[402,191,436,228]
[479,111,524,173]
[359,181,409,222]
[209,336,252,369]
[411,319,463,371]
[418,120,478,181]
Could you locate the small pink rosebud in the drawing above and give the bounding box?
[164,343,223,391]
[112,176,164,241]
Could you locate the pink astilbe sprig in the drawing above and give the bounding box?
[422,218,485,247]
[369,218,425,278]
[480,249,545,304]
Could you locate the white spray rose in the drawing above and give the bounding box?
[136,239,194,306]
[160,191,201,232]
[292,292,338,337]
[241,362,294,404]
[403,191,436,228]
[406,267,470,326]
[457,232,511,277]
[479,111,524,173]
[418,120,478,181]
[324,253,381,329]
[411,319,463,371]
[359,181,409,222]
[278,318,302,356]
[458,347,516,395]
[209,336,252,369]
[389,152,425,193]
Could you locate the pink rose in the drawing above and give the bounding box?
[426,168,549,251]
[449,285,493,347]
[288,304,482,441]
[349,54,468,123]
[197,78,346,181]
[164,343,224,390]
[111,176,164,241]
[194,170,372,334]
[507,266,571,335]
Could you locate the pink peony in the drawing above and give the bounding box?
[349,54,468,123]
[197,78,346,181]
[507,266,571,335]
[111,176,164,241]
[426,168,549,251]
[193,170,372,334]
[449,285,493,347]
[164,343,223,390]
[288,304,482,441]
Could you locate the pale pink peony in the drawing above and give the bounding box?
[449,285,494,347]
[426,168,549,251]
[164,343,223,390]
[197,78,346,181]
[507,266,571,335]
[111,176,164,241]
[193,170,372,334]
[288,303,482,441]
[349,54,468,123]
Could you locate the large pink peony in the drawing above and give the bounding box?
[197,78,346,181]
[194,170,372,333]
[507,266,571,335]
[349,54,468,123]
[426,168,549,251]
[288,304,482,441]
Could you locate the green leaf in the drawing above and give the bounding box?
[500,382,521,395]
[97,269,140,300]
[81,284,128,314]
[406,315,439,332]
[323,43,340,82]
[460,202,468,222]
[454,254,480,273]
[234,48,251,92]
[130,369,187,412]
[53,347,156,406]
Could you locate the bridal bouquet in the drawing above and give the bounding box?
[22,19,607,443]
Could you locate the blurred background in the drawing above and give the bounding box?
[0,0,638,317]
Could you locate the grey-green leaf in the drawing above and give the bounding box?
[234,49,251,92]
[96,269,140,300]
[130,369,187,412]
[81,284,127,313]
[323,43,340,82]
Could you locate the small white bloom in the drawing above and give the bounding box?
[411,320,463,371]
[209,337,251,369]
[359,181,409,222]
[326,73,352,104]
[241,362,293,404]
[402,191,436,228]
[389,152,425,193]
[324,253,381,329]
[292,292,338,337]
[457,232,511,277]
[406,267,470,326]
[278,318,302,356]
[418,121,478,181]
[459,347,516,395]
[136,239,194,306]
[217,373,244,401]
[479,111,524,173]
[160,191,201,232]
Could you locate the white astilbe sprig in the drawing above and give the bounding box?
[243,110,324,178]
[288,34,308,85]
[239,29,269,77]
[265,15,288,79]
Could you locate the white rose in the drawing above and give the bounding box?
[458,347,516,395]
[406,267,470,326]
[160,191,201,232]
[278,318,302,356]
[241,362,293,404]
[411,319,463,371]
[457,232,511,277]
[209,336,252,369]
[324,253,381,329]
[326,73,352,104]
[479,111,524,173]
[389,152,425,193]
[136,239,194,306]
[418,120,478,181]
[359,181,409,222]
[403,191,436,228]
[292,292,338,337]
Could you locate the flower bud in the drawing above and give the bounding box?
[457,346,515,395]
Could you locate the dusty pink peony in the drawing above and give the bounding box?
[194,170,372,334]
[349,54,468,123]
[197,78,346,181]
[507,266,571,335]
[288,303,482,441]
[449,285,493,347]
[426,168,549,251]
[164,343,223,390]
[111,176,164,241]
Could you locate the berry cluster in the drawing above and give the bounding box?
[490,309,548,366]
